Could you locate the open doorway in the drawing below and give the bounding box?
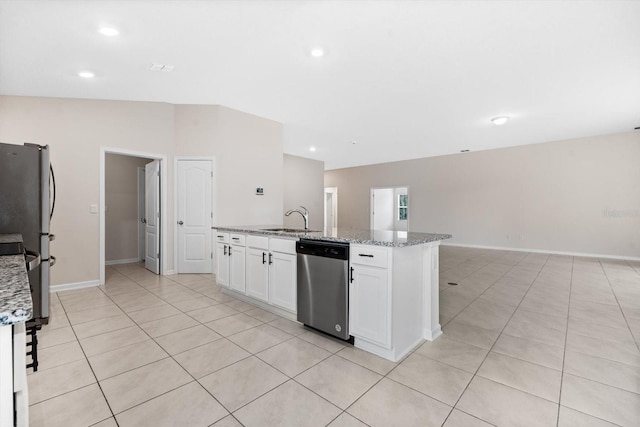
[100,148,168,285]
[324,187,338,234]
[370,187,409,231]
[105,154,154,268]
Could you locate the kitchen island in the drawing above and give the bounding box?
[214,226,451,361]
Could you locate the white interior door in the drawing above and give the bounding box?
[371,188,394,231]
[137,167,146,262]
[177,160,213,273]
[145,160,160,274]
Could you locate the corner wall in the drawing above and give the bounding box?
[0,96,287,286]
[283,154,325,231]
[174,105,284,226]
[325,131,640,258]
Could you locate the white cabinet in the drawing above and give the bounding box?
[229,244,246,293]
[349,250,391,348]
[269,250,297,312]
[214,231,245,291]
[243,235,297,312]
[246,246,269,301]
[350,265,389,347]
[215,232,230,287]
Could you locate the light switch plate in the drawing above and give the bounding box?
[89,204,98,214]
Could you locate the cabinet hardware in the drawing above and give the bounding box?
[177,221,184,225]
[232,237,240,241]
[262,252,266,264]
[223,245,227,256]
[350,267,354,283]
[229,246,232,256]
[358,254,374,258]
[217,235,223,238]
[268,252,273,265]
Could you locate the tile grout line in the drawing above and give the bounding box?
[440,252,554,425]
[598,258,640,354]
[555,255,575,427]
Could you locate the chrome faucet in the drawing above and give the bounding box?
[285,205,309,231]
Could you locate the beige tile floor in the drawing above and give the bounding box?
[27,246,640,426]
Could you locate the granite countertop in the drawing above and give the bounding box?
[214,225,451,247]
[0,234,33,326]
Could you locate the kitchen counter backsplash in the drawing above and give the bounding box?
[214,225,451,247]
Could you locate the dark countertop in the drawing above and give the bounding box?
[214,225,451,247]
[0,234,33,326]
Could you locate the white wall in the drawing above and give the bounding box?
[0,96,176,285]
[105,154,152,262]
[0,95,287,285]
[283,154,324,230]
[174,105,284,226]
[325,131,640,258]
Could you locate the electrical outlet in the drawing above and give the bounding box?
[89,204,98,214]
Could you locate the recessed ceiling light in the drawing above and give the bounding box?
[310,48,325,57]
[491,116,510,126]
[98,27,119,37]
[78,71,95,79]
[309,146,317,152]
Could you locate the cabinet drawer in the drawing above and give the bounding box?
[246,235,269,249]
[350,245,389,268]
[269,237,297,254]
[230,233,246,246]
[215,232,229,243]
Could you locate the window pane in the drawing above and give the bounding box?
[399,194,408,207]
[399,207,407,221]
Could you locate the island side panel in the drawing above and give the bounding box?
[391,244,426,360]
[423,241,442,340]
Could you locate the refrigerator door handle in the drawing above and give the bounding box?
[25,250,41,271]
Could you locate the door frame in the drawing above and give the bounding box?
[174,156,216,274]
[324,186,338,233]
[100,147,168,284]
[370,186,410,231]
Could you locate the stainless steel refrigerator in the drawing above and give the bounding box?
[0,142,55,324]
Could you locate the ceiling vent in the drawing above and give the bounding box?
[149,63,174,72]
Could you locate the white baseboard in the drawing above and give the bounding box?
[165,269,176,276]
[50,279,100,293]
[105,258,140,266]
[442,242,640,262]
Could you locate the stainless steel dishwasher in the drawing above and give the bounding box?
[296,239,350,340]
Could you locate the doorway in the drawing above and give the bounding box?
[324,187,338,234]
[100,148,168,285]
[370,187,409,231]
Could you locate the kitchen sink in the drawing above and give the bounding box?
[260,228,320,233]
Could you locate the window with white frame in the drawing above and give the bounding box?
[398,194,408,221]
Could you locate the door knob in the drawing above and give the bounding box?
[177,221,184,225]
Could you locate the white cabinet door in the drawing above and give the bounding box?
[229,245,246,293]
[215,242,229,287]
[350,265,390,347]
[269,251,297,312]
[246,247,269,301]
